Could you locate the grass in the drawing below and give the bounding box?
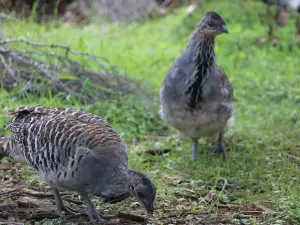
[1,0,300,224]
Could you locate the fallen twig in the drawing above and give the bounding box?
[0,188,20,197]
[0,37,151,104]
[0,53,15,79]
[287,154,300,161]
[0,38,108,61]
[174,192,199,201]
[26,211,59,220]
[0,222,24,225]
[22,188,69,198]
[239,210,263,215]
[117,211,147,223]
[0,163,12,170]
[63,197,83,205]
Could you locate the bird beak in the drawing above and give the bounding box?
[141,201,154,215]
[220,25,229,34]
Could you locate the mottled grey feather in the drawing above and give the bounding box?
[0,106,156,222]
[160,11,234,160]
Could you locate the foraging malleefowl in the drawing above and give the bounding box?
[0,106,156,222]
[159,12,234,161]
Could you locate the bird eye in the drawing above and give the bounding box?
[207,21,214,27]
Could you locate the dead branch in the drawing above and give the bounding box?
[0,53,15,79]
[0,38,109,61]
[174,192,199,201]
[22,188,69,198]
[0,222,24,225]
[117,211,147,223]
[62,197,83,205]
[288,153,300,161]
[0,37,151,104]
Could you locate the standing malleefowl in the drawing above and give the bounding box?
[160,12,234,161]
[0,106,156,222]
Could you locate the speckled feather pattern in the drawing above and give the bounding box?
[4,106,124,185]
[0,106,157,220]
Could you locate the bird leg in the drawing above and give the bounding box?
[79,192,105,222]
[192,139,198,161]
[51,187,81,216]
[210,132,226,160]
[266,6,274,37]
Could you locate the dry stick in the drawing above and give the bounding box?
[2,39,134,85]
[1,39,116,85]
[0,222,24,225]
[17,50,83,68]
[0,38,111,65]
[12,41,114,78]
[62,197,83,205]
[0,38,151,105]
[0,189,20,196]
[0,53,16,80]
[10,51,88,100]
[117,212,147,223]
[13,51,63,71]
[12,47,124,89]
[26,212,59,220]
[22,188,70,198]
[174,192,199,201]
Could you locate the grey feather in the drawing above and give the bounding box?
[160,12,234,161]
[0,106,156,222]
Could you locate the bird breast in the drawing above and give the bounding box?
[160,95,234,139]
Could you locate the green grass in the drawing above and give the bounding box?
[1,0,300,224]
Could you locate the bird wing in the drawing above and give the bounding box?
[6,106,125,168]
[215,65,233,101]
[8,106,107,125]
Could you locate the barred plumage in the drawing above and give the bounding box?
[0,106,156,222]
[6,106,121,170]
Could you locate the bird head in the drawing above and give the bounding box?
[128,170,156,214]
[198,11,229,36]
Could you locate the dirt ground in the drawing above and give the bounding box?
[0,161,267,225]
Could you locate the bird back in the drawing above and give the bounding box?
[6,106,125,171]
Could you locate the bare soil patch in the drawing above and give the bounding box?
[0,161,267,225]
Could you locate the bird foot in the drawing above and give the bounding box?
[86,208,105,223]
[58,209,116,222]
[210,144,226,161]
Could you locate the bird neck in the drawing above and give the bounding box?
[188,30,216,77]
[92,167,131,203]
[184,31,216,108]
[195,34,216,67]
